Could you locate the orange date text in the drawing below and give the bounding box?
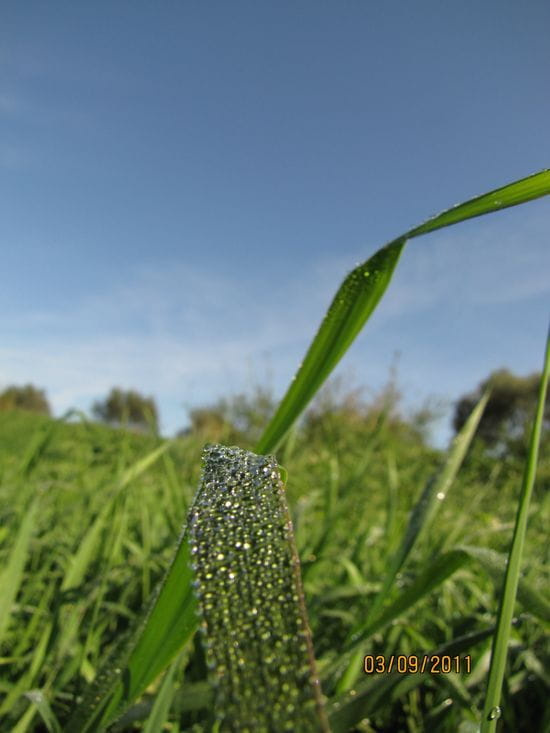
[363,654,472,675]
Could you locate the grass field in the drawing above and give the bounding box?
[0,394,548,731]
[2,171,549,731]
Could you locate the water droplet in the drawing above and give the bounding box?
[436,492,445,500]
[187,444,326,730]
[488,706,502,720]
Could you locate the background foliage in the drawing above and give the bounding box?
[453,369,550,459]
[0,368,548,731]
[91,388,159,434]
[0,385,51,416]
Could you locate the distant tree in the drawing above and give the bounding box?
[180,407,232,442]
[92,388,159,432]
[0,384,51,415]
[301,371,427,449]
[453,369,549,456]
[179,385,277,445]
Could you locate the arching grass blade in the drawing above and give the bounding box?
[256,170,550,455]
[255,238,406,454]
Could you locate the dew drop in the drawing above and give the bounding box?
[187,443,327,731]
[488,706,502,720]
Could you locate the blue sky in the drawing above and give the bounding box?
[1,2,549,446]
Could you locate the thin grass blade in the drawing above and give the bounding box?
[336,549,471,692]
[335,390,489,691]
[366,389,489,629]
[61,441,171,591]
[142,653,181,733]
[329,625,502,733]
[23,690,62,733]
[459,545,550,623]
[480,323,550,732]
[115,441,172,492]
[64,536,197,732]
[406,169,550,238]
[0,499,38,647]
[17,422,58,477]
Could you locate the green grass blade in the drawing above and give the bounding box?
[256,169,550,455]
[115,441,172,491]
[142,653,181,733]
[64,536,197,732]
[363,389,490,631]
[334,389,489,692]
[255,238,406,454]
[188,444,329,732]
[329,625,500,733]
[459,545,550,623]
[12,704,38,733]
[336,549,471,692]
[23,690,62,733]
[480,323,550,732]
[406,169,550,238]
[60,504,111,593]
[17,422,59,477]
[61,441,171,592]
[0,499,38,647]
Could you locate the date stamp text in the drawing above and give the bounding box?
[363,654,472,675]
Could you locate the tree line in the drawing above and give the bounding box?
[0,369,547,456]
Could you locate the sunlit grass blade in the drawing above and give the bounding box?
[0,575,56,716]
[368,389,489,626]
[61,441,171,592]
[255,238,406,454]
[17,421,59,477]
[64,440,192,730]
[188,444,329,732]
[115,440,173,491]
[329,625,501,733]
[335,390,489,692]
[0,499,38,648]
[142,652,182,733]
[22,690,62,733]
[336,549,471,692]
[405,169,550,237]
[459,545,550,623]
[481,323,550,732]
[256,169,550,455]
[64,537,197,732]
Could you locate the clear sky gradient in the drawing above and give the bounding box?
[2,2,549,446]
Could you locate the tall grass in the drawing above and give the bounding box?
[480,327,550,732]
[0,170,549,731]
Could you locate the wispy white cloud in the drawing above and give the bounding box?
[309,204,550,324]
[0,259,322,433]
[1,207,548,437]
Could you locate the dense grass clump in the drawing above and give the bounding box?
[0,393,547,731]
